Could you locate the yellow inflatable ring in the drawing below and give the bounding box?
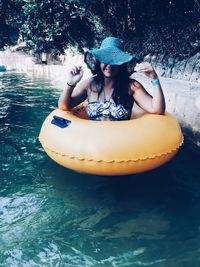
[39,104,183,176]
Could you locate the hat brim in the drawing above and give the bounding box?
[87,47,135,65]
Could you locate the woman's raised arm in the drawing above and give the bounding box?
[58,66,88,110]
[131,63,165,114]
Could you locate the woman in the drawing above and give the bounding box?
[58,37,165,120]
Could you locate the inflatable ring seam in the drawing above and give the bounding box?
[41,136,183,163]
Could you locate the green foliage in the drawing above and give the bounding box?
[0,0,199,58]
[0,0,24,47]
[130,20,200,59]
[20,0,104,55]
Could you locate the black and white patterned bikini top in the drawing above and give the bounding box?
[86,99,132,121]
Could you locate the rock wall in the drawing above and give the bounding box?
[0,50,89,88]
[150,53,200,83]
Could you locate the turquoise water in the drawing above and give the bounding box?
[0,72,200,267]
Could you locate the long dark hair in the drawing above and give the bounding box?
[84,52,134,108]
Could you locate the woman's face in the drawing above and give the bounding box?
[100,63,120,78]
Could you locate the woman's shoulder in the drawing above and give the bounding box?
[81,76,99,93]
[129,78,143,92]
[79,76,94,86]
[74,76,99,95]
[129,78,141,87]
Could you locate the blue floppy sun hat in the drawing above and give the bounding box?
[87,37,135,65]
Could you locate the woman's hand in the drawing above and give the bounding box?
[134,62,158,80]
[133,62,165,114]
[67,66,84,86]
